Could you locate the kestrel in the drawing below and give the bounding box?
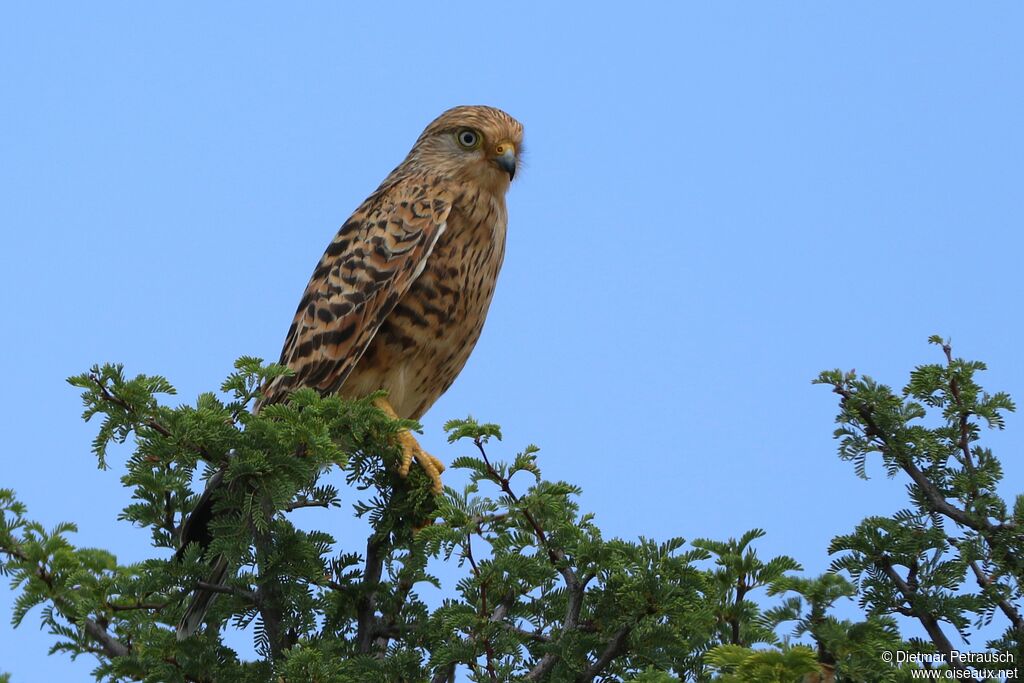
[260,104,522,491]
[177,105,522,638]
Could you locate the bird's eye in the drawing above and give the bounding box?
[457,129,480,148]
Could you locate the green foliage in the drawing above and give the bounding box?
[817,337,1023,678]
[421,418,720,680]
[693,528,802,648]
[2,339,1022,681]
[628,670,681,682]
[9,360,723,681]
[764,573,917,681]
[704,643,819,682]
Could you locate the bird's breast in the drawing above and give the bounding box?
[344,191,508,418]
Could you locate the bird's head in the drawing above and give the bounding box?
[407,105,523,194]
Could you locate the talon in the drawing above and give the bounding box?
[375,397,445,494]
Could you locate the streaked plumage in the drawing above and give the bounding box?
[260,105,522,489]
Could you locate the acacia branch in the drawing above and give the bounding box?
[525,585,589,680]
[373,565,419,651]
[91,374,173,439]
[875,558,967,672]
[83,618,131,659]
[284,498,331,512]
[475,439,594,680]
[501,623,552,643]
[2,544,136,662]
[465,532,498,681]
[253,495,289,658]
[836,385,994,534]
[575,624,632,683]
[942,343,978,479]
[107,598,169,613]
[90,373,212,461]
[195,581,257,604]
[475,438,578,588]
[965,558,1024,633]
[356,535,385,654]
[731,579,747,645]
[835,383,1023,579]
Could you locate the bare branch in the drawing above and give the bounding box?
[356,535,385,654]
[107,598,168,613]
[195,581,257,604]
[284,498,331,512]
[574,624,632,683]
[83,618,131,659]
[500,622,552,643]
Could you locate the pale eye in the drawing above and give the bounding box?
[457,129,479,148]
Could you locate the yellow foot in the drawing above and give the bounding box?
[374,397,445,494]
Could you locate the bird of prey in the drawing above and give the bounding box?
[261,104,521,489]
[176,105,522,638]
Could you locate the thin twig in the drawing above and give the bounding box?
[92,375,173,438]
[835,385,1003,536]
[965,557,1024,633]
[474,439,578,588]
[284,498,331,512]
[465,532,498,681]
[942,343,978,479]
[473,439,595,680]
[2,543,136,662]
[107,599,168,613]
[91,374,212,460]
[195,581,258,604]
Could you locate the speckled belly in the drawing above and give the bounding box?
[342,208,506,419]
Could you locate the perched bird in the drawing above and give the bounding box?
[259,104,522,489]
[176,105,522,638]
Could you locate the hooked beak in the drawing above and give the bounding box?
[494,143,517,181]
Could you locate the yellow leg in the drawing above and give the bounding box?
[373,397,445,494]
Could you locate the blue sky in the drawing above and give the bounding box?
[2,3,1023,680]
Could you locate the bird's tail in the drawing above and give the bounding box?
[176,554,229,640]
[253,373,292,414]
